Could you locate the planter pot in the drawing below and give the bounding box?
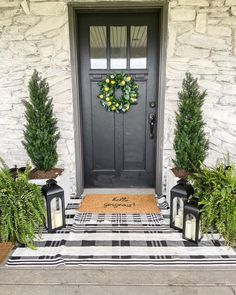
[171,167,192,179]
[29,168,70,207]
[0,242,14,264]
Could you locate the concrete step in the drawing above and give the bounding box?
[0,284,234,295]
[1,268,236,286]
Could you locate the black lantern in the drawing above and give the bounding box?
[183,200,202,244]
[170,179,194,231]
[42,179,65,233]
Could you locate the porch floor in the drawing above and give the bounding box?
[5,189,236,268]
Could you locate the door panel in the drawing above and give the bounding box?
[78,12,160,187]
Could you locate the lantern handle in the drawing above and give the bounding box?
[46,179,57,186]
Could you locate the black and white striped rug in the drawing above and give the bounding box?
[6,199,236,267]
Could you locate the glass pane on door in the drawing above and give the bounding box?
[90,26,107,69]
[110,26,127,69]
[130,26,147,69]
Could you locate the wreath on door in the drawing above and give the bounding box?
[97,73,139,113]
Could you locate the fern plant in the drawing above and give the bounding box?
[189,162,236,246]
[0,162,46,249]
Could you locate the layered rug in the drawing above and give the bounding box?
[6,197,236,267]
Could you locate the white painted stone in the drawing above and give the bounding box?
[208,25,232,36]
[178,32,229,50]
[14,15,41,26]
[234,29,236,55]
[199,80,223,95]
[211,0,225,7]
[0,0,20,7]
[208,18,221,24]
[216,61,236,67]
[189,66,219,75]
[175,23,194,34]
[189,59,216,68]
[216,75,235,83]
[208,11,230,18]
[211,53,236,61]
[232,7,236,16]
[221,17,236,26]
[196,13,207,33]
[9,41,38,56]
[178,0,209,6]
[25,16,66,36]
[30,2,66,16]
[0,40,9,49]
[221,95,236,105]
[176,45,210,58]
[38,43,54,57]
[1,26,25,40]
[170,9,196,21]
[168,26,176,57]
[223,84,236,94]
[225,0,236,5]
[214,130,236,144]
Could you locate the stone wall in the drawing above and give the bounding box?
[165,0,236,190]
[0,0,236,195]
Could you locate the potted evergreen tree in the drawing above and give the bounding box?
[22,70,69,204]
[172,72,209,179]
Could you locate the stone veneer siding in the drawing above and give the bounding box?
[0,0,236,195]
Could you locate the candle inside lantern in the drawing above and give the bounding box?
[185,220,192,239]
[174,215,181,228]
[54,210,63,228]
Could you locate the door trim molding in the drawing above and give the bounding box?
[68,1,168,195]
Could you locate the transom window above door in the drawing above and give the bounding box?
[89,25,148,70]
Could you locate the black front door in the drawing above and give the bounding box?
[78,12,160,188]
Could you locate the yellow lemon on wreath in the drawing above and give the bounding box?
[107,101,112,106]
[115,103,119,107]
[99,94,103,99]
[126,105,130,110]
[111,80,115,85]
[120,80,125,86]
[105,78,110,83]
[104,87,110,92]
[111,106,116,111]
[127,76,131,81]
[106,97,110,101]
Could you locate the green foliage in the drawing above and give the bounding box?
[22,70,60,171]
[0,162,46,249]
[189,162,236,246]
[173,72,209,173]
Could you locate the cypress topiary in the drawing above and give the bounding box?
[22,70,60,171]
[173,72,209,173]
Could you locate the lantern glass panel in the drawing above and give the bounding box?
[173,197,184,229]
[50,197,63,229]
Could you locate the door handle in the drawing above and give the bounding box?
[149,113,156,139]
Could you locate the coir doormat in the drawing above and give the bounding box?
[77,194,161,214]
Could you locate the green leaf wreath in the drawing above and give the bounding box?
[97,73,139,113]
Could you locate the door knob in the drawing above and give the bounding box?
[149,113,156,139]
